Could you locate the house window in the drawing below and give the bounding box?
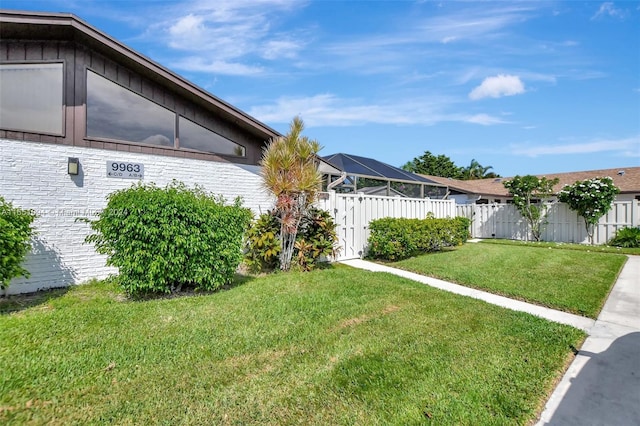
[178,116,245,157]
[86,70,174,146]
[0,63,64,135]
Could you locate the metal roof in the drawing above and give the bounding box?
[322,153,444,185]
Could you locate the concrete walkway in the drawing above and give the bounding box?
[537,255,640,425]
[340,255,640,425]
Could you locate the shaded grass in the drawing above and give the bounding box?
[389,243,626,318]
[0,287,70,315]
[0,268,584,425]
[479,238,640,256]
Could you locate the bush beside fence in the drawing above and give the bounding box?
[367,216,470,261]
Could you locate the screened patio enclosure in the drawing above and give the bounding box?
[320,153,448,199]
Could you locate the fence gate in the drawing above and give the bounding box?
[317,192,455,260]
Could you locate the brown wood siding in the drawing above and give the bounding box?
[1,38,266,165]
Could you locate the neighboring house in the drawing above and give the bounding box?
[422,167,640,204]
[0,10,281,294]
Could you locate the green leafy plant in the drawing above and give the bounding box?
[558,177,620,245]
[367,216,470,261]
[608,226,640,248]
[85,181,251,295]
[294,207,340,271]
[244,212,281,273]
[245,208,339,273]
[503,175,559,241]
[0,196,37,289]
[261,117,322,271]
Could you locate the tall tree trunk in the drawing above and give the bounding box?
[279,193,307,271]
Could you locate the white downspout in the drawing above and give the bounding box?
[327,172,348,191]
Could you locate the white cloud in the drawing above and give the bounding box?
[469,74,526,100]
[169,14,204,40]
[248,94,507,127]
[248,94,415,126]
[592,2,625,20]
[262,39,302,60]
[511,136,640,157]
[171,57,264,76]
[465,114,507,125]
[417,4,536,44]
[145,0,307,75]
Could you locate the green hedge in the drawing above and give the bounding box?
[367,216,470,261]
[0,197,37,289]
[85,181,252,295]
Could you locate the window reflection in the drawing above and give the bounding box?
[86,70,174,146]
[0,63,63,135]
[179,116,245,156]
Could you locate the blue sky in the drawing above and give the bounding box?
[6,0,639,176]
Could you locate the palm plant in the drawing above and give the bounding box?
[461,159,497,180]
[261,117,322,271]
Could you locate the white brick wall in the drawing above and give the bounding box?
[1,139,274,295]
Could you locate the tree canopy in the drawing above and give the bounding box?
[402,151,462,178]
[460,159,499,180]
[558,177,619,244]
[402,151,499,180]
[503,175,559,241]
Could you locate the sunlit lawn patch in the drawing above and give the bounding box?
[0,268,584,425]
[389,242,626,318]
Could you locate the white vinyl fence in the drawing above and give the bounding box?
[316,194,638,261]
[456,201,640,245]
[317,192,455,260]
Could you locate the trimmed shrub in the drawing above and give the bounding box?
[367,216,470,261]
[85,181,252,295]
[0,196,37,289]
[244,207,339,273]
[608,227,640,248]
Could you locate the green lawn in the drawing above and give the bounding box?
[389,242,627,318]
[1,268,584,425]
